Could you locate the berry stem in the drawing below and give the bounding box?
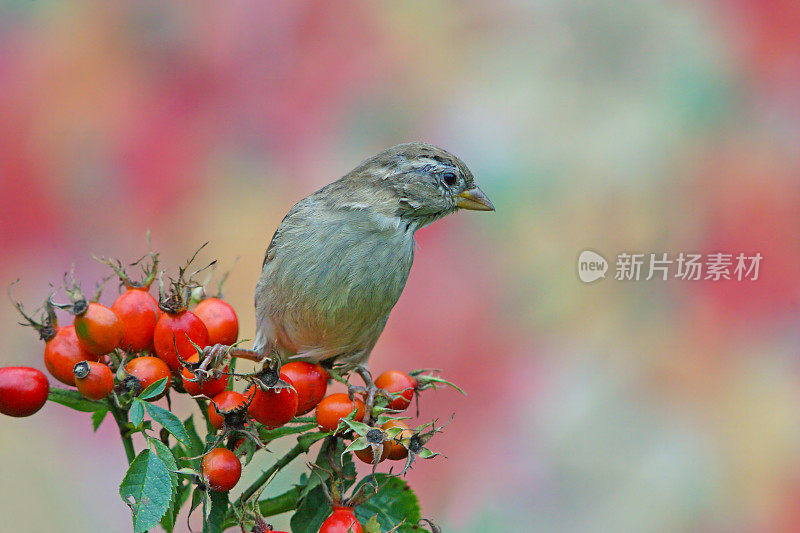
[223,486,302,529]
[194,397,216,435]
[106,398,136,463]
[231,441,307,513]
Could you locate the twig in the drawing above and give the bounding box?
[106,398,135,463]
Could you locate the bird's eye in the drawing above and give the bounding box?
[442,172,458,187]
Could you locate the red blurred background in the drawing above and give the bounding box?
[2,1,800,531]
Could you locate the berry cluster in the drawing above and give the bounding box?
[1,245,458,532]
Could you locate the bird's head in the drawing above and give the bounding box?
[341,143,494,229]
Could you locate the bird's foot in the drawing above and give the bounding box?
[199,343,266,371]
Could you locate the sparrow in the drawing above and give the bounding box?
[211,143,493,367]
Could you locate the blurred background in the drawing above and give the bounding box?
[2,1,800,531]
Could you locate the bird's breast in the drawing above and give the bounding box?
[257,208,416,357]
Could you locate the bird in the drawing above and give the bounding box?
[211,143,493,368]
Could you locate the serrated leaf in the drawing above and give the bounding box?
[183,415,205,457]
[129,399,145,427]
[119,449,176,533]
[149,438,179,491]
[162,480,192,532]
[204,490,228,533]
[354,475,421,533]
[138,377,168,400]
[48,388,105,412]
[91,407,109,431]
[148,438,179,531]
[144,402,190,445]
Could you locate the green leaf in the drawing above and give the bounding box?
[163,480,191,531]
[147,438,179,532]
[363,514,382,533]
[149,438,179,491]
[354,475,421,533]
[204,490,228,533]
[189,487,204,519]
[237,435,259,467]
[48,388,105,412]
[183,415,205,457]
[257,486,302,519]
[129,399,145,427]
[138,377,168,400]
[144,402,190,445]
[91,407,109,431]
[292,439,357,532]
[259,422,316,442]
[290,484,331,533]
[119,449,176,533]
[298,430,331,452]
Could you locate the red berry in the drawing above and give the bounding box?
[73,361,114,400]
[354,442,390,465]
[315,393,366,433]
[247,373,298,429]
[319,507,363,533]
[153,310,209,371]
[44,325,99,386]
[181,354,229,399]
[111,288,160,353]
[280,361,327,415]
[202,447,241,492]
[374,370,417,411]
[193,297,239,346]
[381,420,412,461]
[73,302,124,355]
[0,367,49,417]
[125,356,171,400]
[208,390,248,429]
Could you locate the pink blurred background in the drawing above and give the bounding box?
[2,1,800,531]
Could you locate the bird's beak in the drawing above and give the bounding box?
[456,187,495,211]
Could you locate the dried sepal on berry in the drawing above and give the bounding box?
[340,417,406,475]
[231,469,277,532]
[157,242,216,314]
[246,358,296,394]
[95,249,160,290]
[9,283,59,342]
[396,416,453,476]
[185,391,266,460]
[409,369,466,395]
